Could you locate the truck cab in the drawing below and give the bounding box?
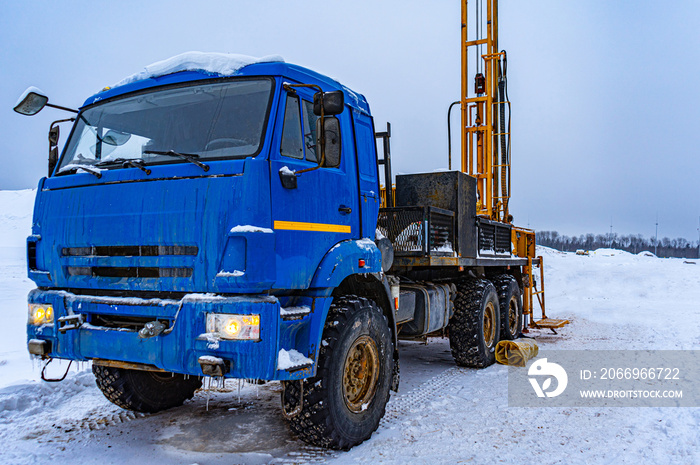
[25,56,391,384]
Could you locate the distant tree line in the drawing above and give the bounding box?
[536,231,700,259]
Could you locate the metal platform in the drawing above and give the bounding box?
[531,318,570,334]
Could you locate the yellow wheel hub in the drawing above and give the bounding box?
[342,335,380,413]
[508,296,518,334]
[483,301,496,347]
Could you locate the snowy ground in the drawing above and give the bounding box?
[0,190,698,464]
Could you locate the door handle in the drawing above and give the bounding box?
[338,205,352,214]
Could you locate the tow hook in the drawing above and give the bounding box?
[281,380,304,419]
[57,314,84,333]
[138,320,166,339]
[40,357,73,382]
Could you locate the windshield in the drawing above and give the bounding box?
[57,78,273,174]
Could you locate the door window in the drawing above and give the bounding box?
[280,95,304,159]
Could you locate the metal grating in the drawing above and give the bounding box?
[477,218,512,257]
[378,206,455,257]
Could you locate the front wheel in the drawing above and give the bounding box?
[93,365,202,413]
[283,296,394,450]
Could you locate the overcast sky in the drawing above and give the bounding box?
[2,1,699,241]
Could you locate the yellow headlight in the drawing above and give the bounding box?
[29,304,54,325]
[223,319,241,337]
[205,313,260,340]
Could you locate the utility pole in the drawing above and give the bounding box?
[609,217,613,247]
[654,214,659,256]
[697,216,699,259]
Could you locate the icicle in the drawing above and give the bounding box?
[205,377,212,411]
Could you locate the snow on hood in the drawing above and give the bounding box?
[112,52,285,88]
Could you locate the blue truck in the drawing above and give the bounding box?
[14,48,545,449]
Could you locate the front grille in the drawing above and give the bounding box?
[62,245,197,257]
[67,266,192,278]
[89,314,171,331]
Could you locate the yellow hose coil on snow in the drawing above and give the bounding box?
[495,339,539,367]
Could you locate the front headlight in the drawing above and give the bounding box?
[206,313,260,340]
[29,304,54,325]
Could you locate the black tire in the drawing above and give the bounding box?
[448,278,501,368]
[283,296,394,450]
[494,274,523,340]
[92,365,202,413]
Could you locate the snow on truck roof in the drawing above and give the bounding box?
[83,51,370,114]
[111,52,285,88]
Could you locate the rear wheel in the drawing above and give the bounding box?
[448,278,501,368]
[282,296,393,450]
[92,365,202,413]
[494,274,523,340]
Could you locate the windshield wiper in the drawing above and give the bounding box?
[143,150,210,172]
[97,158,151,175]
[59,164,102,178]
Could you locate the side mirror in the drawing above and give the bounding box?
[313,91,344,116]
[49,125,60,146]
[14,87,49,116]
[317,117,341,168]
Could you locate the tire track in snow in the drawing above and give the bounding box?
[381,366,465,425]
[273,366,466,463]
[40,410,149,442]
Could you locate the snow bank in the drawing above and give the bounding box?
[113,52,284,88]
[0,369,103,419]
[592,247,634,257]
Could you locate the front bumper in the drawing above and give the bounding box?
[27,289,323,380]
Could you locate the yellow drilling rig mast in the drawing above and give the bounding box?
[461,0,510,221]
[461,0,568,331]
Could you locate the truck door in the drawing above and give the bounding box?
[270,88,360,289]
